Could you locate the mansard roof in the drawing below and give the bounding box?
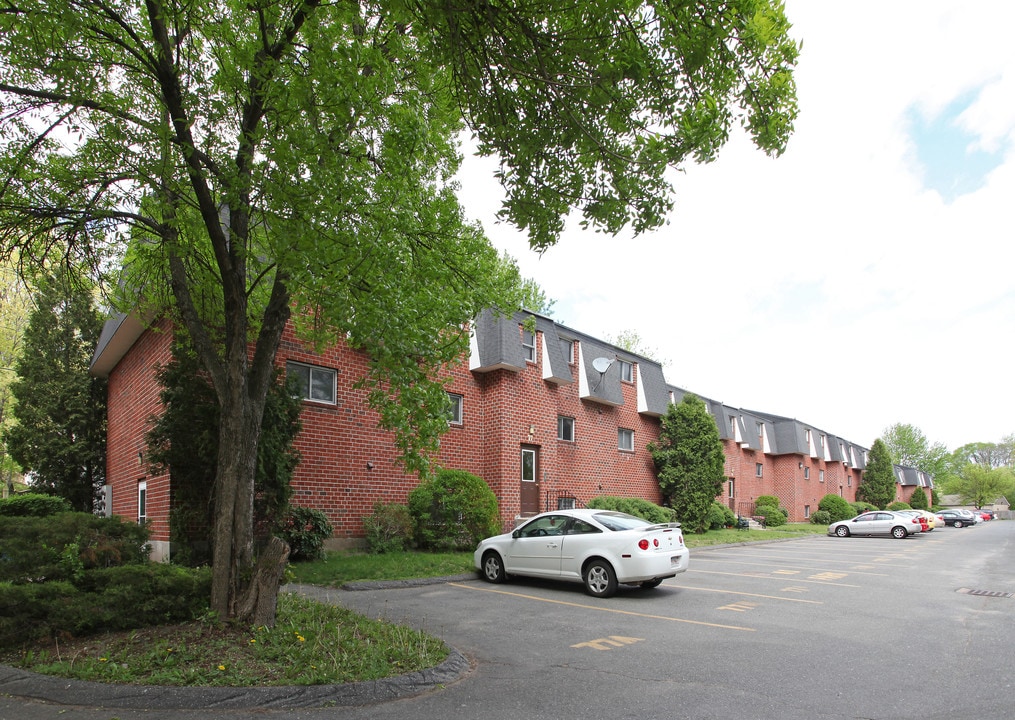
[468,310,874,464]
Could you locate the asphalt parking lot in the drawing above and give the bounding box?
[4,520,1014,720]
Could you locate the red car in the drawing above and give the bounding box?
[896,510,929,532]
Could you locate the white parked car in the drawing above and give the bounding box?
[474,508,688,598]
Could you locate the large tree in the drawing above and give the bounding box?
[0,0,799,620]
[4,268,107,511]
[856,439,896,510]
[649,394,725,533]
[949,465,1015,510]
[879,422,949,477]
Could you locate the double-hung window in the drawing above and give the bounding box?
[521,329,536,362]
[619,360,633,382]
[618,428,634,452]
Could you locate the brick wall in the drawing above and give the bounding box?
[105,317,173,558]
[104,317,870,555]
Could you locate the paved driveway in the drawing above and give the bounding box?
[4,521,1014,720]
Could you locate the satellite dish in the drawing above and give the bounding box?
[592,357,613,374]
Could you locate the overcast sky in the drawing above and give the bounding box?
[454,0,1015,453]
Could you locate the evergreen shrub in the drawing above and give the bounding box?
[0,513,149,584]
[819,494,855,523]
[706,501,736,529]
[755,503,786,527]
[408,469,500,551]
[810,510,832,525]
[586,496,678,524]
[0,493,72,517]
[0,565,211,648]
[850,501,877,515]
[886,501,911,511]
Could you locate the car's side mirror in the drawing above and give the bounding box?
[512,530,521,539]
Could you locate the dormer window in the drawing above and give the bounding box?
[521,329,536,362]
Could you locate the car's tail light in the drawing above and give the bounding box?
[638,539,649,550]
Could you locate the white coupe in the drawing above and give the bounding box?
[474,508,689,598]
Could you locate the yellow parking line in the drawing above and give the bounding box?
[668,584,822,604]
[688,569,861,587]
[692,558,889,577]
[448,582,755,632]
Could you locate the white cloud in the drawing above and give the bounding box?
[454,0,1015,452]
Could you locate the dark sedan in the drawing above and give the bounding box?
[936,510,973,528]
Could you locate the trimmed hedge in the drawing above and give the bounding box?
[408,469,500,551]
[819,494,855,523]
[586,496,679,524]
[810,510,832,525]
[0,493,72,517]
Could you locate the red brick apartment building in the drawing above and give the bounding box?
[91,309,933,561]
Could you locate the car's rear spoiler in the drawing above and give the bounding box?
[645,522,682,531]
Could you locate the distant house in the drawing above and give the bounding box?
[91,308,925,561]
[941,493,1012,519]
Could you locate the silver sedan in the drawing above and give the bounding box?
[828,511,924,539]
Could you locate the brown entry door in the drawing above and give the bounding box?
[520,446,540,515]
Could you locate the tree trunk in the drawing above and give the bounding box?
[235,535,291,627]
[210,393,262,619]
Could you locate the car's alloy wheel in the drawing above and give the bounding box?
[481,551,505,583]
[835,526,849,537]
[954,520,963,528]
[583,559,618,598]
[892,526,907,539]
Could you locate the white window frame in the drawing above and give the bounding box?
[619,360,633,382]
[819,469,825,483]
[137,479,147,525]
[521,447,536,482]
[521,329,536,362]
[557,416,575,442]
[618,428,634,452]
[560,338,574,364]
[447,392,463,425]
[755,463,763,477]
[728,478,735,499]
[286,361,337,404]
[804,466,810,480]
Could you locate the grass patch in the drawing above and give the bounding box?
[2,592,447,687]
[289,550,475,586]
[684,523,826,548]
